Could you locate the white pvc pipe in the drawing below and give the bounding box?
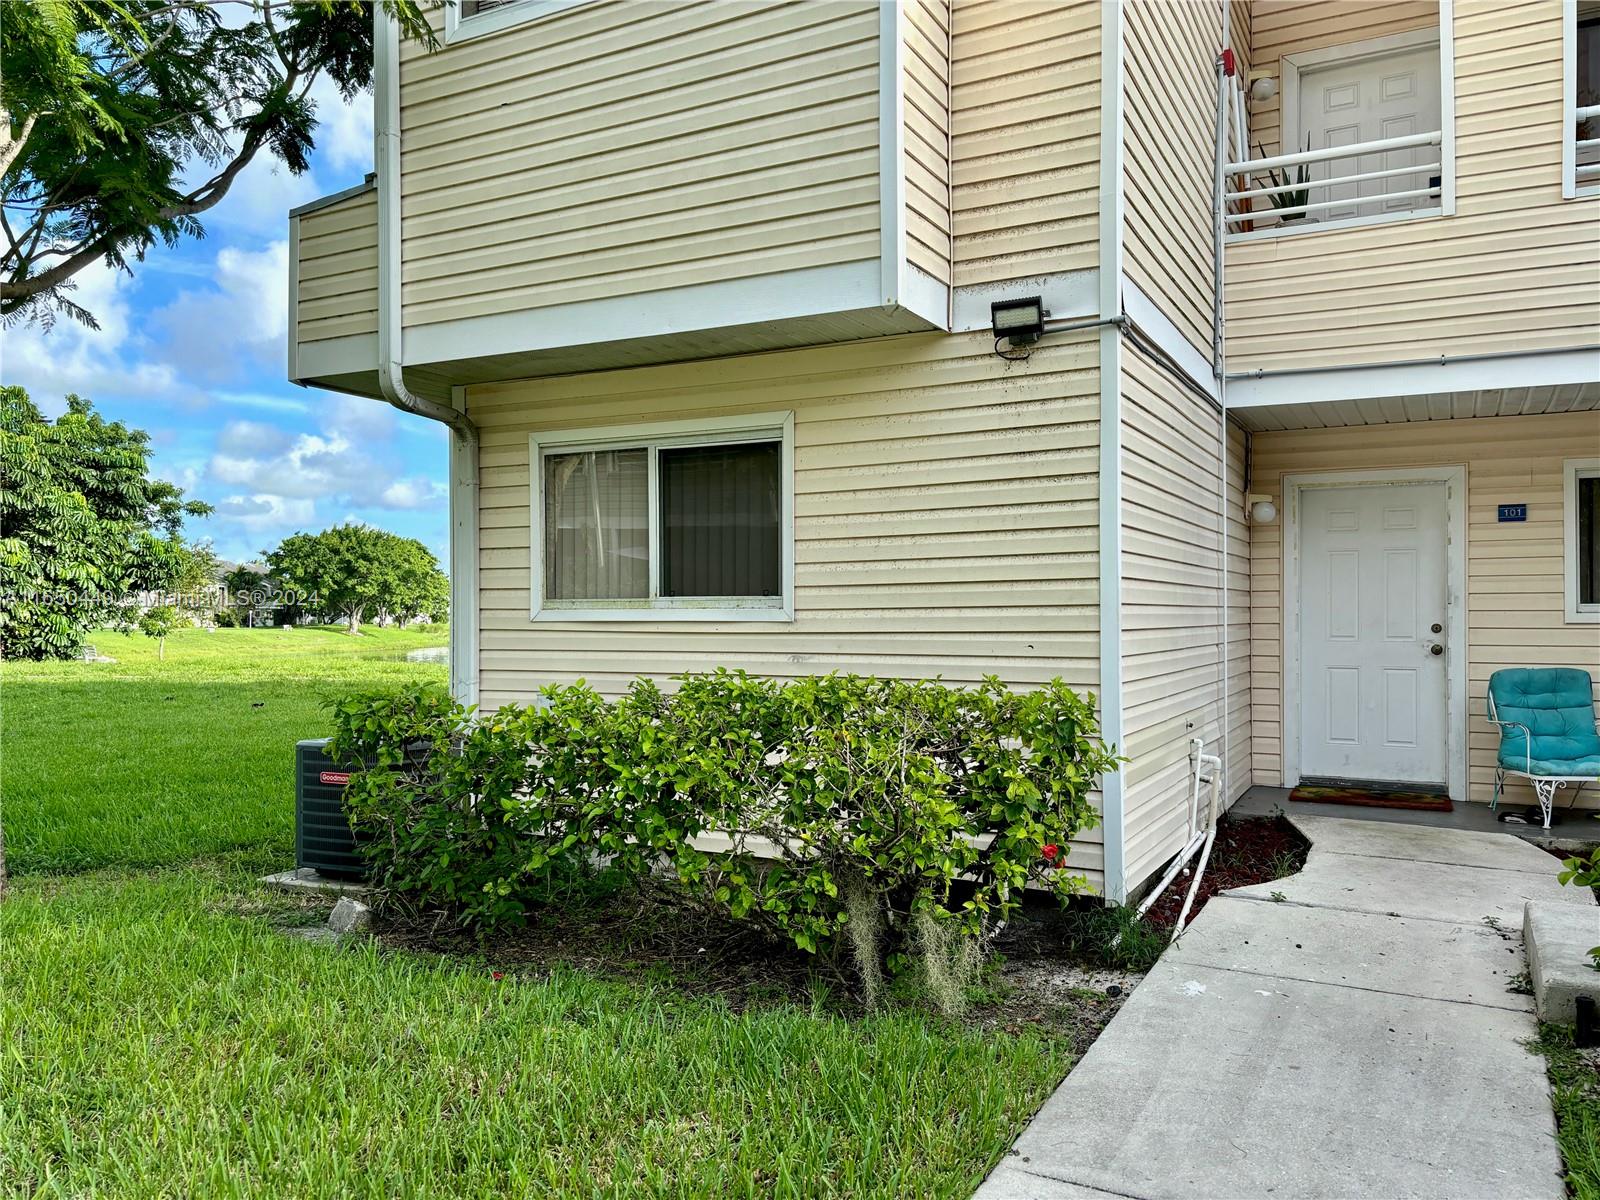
[1171,753,1223,940]
[1128,740,1211,923]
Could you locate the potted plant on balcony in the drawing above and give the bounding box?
[1257,138,1311,224]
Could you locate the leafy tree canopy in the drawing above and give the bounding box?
[266,523,445,632]
[0,386,210,658]
[1,0,435,327]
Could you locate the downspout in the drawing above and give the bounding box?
[373,4,477,446]
[373,5,480,707]
[1213,27,1234,811]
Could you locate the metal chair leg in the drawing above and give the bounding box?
[1492,767,1504,811]
[1532,778,1558,830]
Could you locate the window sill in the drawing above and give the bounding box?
[1563,609,1600,625]
[532,606,795,624]
[444,0,592,45]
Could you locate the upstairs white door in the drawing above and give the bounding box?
[1296,42,1441,222]
[1298,482,1449,787]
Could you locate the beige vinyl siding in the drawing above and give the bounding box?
[1245,0,1437,160]
[468,330,1106,888]
[397,0,882,329]
[1228,0,1600,370]
[294,188,377,344]
[949,0,1100,289]
[1119,351,1252,895]
[1123,0,1222,359]
[1248,411,1600,810]
[905,0,952,287]
[1230,1,1252,79]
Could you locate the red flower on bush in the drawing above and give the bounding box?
[1041,843,1060,863]
[491,971,504,981]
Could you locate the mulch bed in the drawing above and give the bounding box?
[1141,814,1310,931]
[364,879,1140,1046]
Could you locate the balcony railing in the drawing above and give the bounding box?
[1225,131,1444,240]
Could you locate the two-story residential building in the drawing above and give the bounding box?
[285,0,1599,904]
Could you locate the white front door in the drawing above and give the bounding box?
[1297,42,1441,222]
[1298,482,1449,786]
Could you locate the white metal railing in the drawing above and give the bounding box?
[1575,103,1600,185]
[1225,130,1443,235]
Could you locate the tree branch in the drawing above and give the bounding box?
[0,113,41,179]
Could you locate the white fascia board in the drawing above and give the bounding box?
[1228,348,1600,409]
[951,270,1099,333]
[1122,275,1219,403]
[404,260,883,367]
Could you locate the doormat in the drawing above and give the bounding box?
[1288,784,1453,812]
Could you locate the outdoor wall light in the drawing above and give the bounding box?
[1247,493,1278,524]
[990,296,1046,347]
[1248,71,1278,103]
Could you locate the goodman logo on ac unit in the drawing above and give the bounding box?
[319,770,351,786]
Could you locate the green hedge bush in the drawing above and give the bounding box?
[328,672,1120,998]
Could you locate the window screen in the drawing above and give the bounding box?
[461,0,519,16]
[659,442,781,598]
[1580,473,1600,608]
[543,449,648,601]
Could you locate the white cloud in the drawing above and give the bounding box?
[309,76,375,177]
[216,419,295,458]
[325,392,396,442]
[154,240,289,381]
[213,494,317,534]
[369,477,448,510]
[1,263,179,407]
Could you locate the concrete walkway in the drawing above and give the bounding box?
[977,814,1596,1200]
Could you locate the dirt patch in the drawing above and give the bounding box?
[1141,814,1310,931]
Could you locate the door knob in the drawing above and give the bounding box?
[1429,643,1444,656]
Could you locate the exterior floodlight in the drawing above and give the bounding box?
[991,296,1046,346]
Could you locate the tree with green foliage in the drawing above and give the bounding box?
[136,604,179,659]
[0,386,210,659]
[266,523,445,634]
[387,536,449,627]
[1,0,435,327]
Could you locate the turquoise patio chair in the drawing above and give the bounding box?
[1487,667,1600,829]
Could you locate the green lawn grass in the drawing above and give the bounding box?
[1531,1023,1600,1200]
[1,629,1078,1198]
[2,625,447,872]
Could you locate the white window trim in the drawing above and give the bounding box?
[529,412,795,623]
[1564,0,1600,199]
[1270,16,1456,236]
[443,0,593,45]
[1564,457,1600,623]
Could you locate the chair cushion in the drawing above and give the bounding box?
[1489,667,1600,770]
[1512,756,1600,780]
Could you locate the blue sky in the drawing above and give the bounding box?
[2,83,450,567]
